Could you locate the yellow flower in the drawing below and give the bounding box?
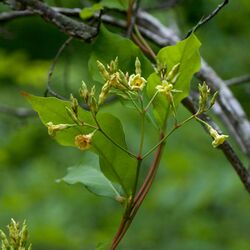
[46,122,72,136]
[74,133,93,150]
[208,127,229,148]
[128,74,146,91]
[156,80,173,95]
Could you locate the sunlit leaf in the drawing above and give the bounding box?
[80,4,103,20]
[92,112,137,196]
[147,34,201,126]
[24,93,94,147]
[60,153,124,201]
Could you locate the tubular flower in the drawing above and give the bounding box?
[75,133,94,150]
[128,73,147,91]
[208,126,229,148]
[46,122,73,136]
[156,80,173,95]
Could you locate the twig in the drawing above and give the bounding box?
[225,74,250,86]
[0,10,33,22]
[127,0,141,37]
[45,36,73,98]
[185,0,229,38]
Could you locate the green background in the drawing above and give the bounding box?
[0,0,250,249]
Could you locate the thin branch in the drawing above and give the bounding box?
[45,36,73,98]
[0,10,33,22]
[127,0,141,37]
[225,74,250,86]
[185,0,229,38]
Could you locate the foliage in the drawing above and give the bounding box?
[1,0,250,249]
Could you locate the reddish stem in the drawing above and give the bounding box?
[109,132,165,249]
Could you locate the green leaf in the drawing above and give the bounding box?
[92,113,137,196]
[99,0,129,10]
[60,153,124,201]
[23,93,94,147]
[147,34,201,126]
[89,25,154,83]
[80,3,103,20]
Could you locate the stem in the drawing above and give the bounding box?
[82,122,98,130]
[133,132,165,206]
[127,92,142,113]
[92,112,137,159]
[132,159,142,198]
[144,91,159,112]
[138,113,145,156]
[134,25,156,59]
[109,132,165,250]
[142,114,196,159]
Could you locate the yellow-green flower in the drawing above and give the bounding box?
[128,74,146,91]
[208,126,229,148]
[74,133,94,150]
[156,80,173,95]
[46,122,73,136]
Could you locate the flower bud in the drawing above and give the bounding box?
[70,94,78,116]
[97,60,109,81]
[135,57,141,75]
[79,81,89,103]
[209,91,219,108]
[198,82,210,112]
[65,106,80,125]
[90,96,99,113]
[109,57,118,73]
[119,70,128,86]
[0,230,9,248]
[166,63,180,83]
[98,82,110,105]
[46,122,74,136]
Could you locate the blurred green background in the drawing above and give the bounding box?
[0,0,250,249]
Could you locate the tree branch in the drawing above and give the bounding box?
[137,10,250,159]
[1,3,250,191]
[182,97,250,193]
[225,74,250,86]
[45,36,73,99]
[14,0,97,41]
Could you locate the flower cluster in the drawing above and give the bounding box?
[198,82,218,113]
[0,219,32,250]
[97,57,146,104]
[156,63,180,96]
